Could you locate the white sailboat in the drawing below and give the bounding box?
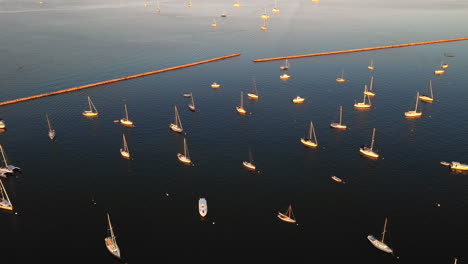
[104,213,121,259]
[367,217,393,254]
[188,94,196,112]
[211,82,220,88]
[0,119,6,129]
[280,59,289,70]
[169,106,184,133]
[292,96,305,104]
[404,92,422,118]
[233,0,241,8]
[0,180,13,211]
[242,149,256,171]
[434,61,445,75]
[82,96,98,117]
[0,144,20,178]
[280,72,290,80]
[46,113,56,140]
[220,9,227,17]
[177,138,192,165]
[211,18,217,27]
[120,104,134,127]
[418,80,434,103]
[261,8,270,20]
[359,128,379,159]
[330,105,347,129]
[187,0,192,8]
[261,19,268,31]
[272,0,280,13]
[236,91,247,115]
[199,198,207,217]
[368,59,375,70]
[354,85,372,109]
[247,78,259,100]
[441,61,449,69]
[331,175,344,183]
[277,205,296,223]
[441,161,468,171]
[301,121,318,148]
[364,76,375,97]
[336,70,346,83]
[155,0,160,12]
[120,134,130,159]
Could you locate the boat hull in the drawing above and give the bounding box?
[450,162,468,171]
[301,138,318,148]
[211,83,220,88]
[277,212,296,223]
[48,130,56,140]
[404,111,422,118]
[330,123,347,129]
[82,111,98,117]
[441,64,449,69]
[169,124,183,133]
[120,149,130,159]
[104,237,121,259]
[280,74,290,80]
[242,161,256,171]
[247,93,259,100]
[359,147,379,159]
[292,97,305,104]
[367,66,374,70]
[177,153,191,165]
[0,199,13,211]
[364,91,375,97]
[434,70,445,75]
[367,235,393,253]
[336,78,346,83]
[331,176,343,183]
[0,120,5,129]
[188,105,195,112]
[418,95,433,103]
[199,198,208,217]
[354,103,371,109]
[236,106,247,115]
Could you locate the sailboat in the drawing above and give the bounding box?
[120,104,134,127]
[292,96,305,104]
[368,59,375,70]
[211,18,217,27]
[441,61,449,69]
[261,20,268,31]
[188,94,196,112]
[0,144,20,178]
[220,9,227,17]
[82,96,99,117]
[247,77,259,100]
[364,76,375,97]
[280,59,289,70]
[434,61,445,75]
[177,138,192,165]
[120,134,130,159]
[199,198,208,217]
[169,105,184,133]
[236,91,247,115]
[242,149,256,171]
[336,70,346,83]
[0,119,6,129]
[272,0,280,13]
[330,105,347,129]
[359,128,379,159]
[418,80,434,103]
[301,121,318,148]
[404,92,422,118]
[261,8,270,20]
[46,113,56,140]
[0,180,13,211]
[104,213,121,259]
[233,0,241,8]
[280,72,290,80]
[354,85,372,109]
[277,205,296,223]
[211,82,221,88]
[367,217,393,254]
[187,0,192,8]
[155,0,160,12]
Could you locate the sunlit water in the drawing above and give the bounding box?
[1,0,468,262]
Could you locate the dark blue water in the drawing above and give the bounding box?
[1,0,467,263]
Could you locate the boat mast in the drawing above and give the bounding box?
[414,92,419,111]
[429,80,433,99]
[122,134,128,152]
[363,85,368,103]
[252,77,257,95]
[341,69,344,79]
[381,217,388,243]
[175,106,183,129]
[369,76,374,91]
[87,96,93,112]
[107,213,117,244]
[184,138,190,159]
[191,95,195,108]
[124,104,129,120]
[240,91,244,108]
[248,148,253,163]
[370,128,376,151]
[339,106,343,125]
[0,145,8,168]
[46,113,52,132]
[0,180,11,206]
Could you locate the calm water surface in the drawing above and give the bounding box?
[1,0,468,262]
